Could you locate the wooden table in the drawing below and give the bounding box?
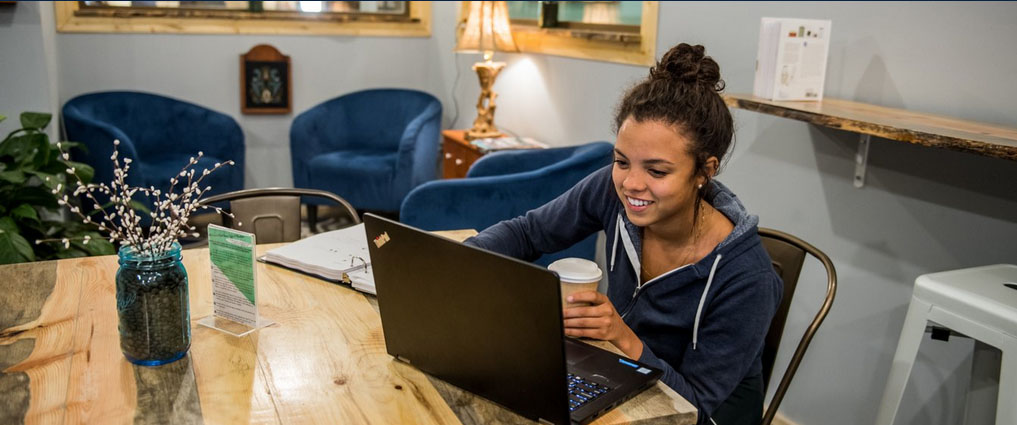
[0,244,696,424]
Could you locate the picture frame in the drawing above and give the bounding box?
[240,44,291,115]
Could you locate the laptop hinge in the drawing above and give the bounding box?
[537,419,554,425]
[395,355,411,364]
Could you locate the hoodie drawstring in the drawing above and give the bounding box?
[610,214,621,272]
[693,253,722,350]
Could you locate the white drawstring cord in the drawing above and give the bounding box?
[693,254,722,350]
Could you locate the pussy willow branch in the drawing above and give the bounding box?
[48,139,235,258]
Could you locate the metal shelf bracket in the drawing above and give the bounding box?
[854,134,871,188]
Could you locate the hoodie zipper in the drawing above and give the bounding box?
[619,264,691,319]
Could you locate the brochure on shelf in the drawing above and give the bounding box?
[754,17,832,101]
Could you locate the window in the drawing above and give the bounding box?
[460,1,658,66]
[56,1,431,37]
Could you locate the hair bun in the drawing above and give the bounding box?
[650,43,724,91]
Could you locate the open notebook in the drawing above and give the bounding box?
[261,223,377,294]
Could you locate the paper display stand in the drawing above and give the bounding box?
[198,224,275,337]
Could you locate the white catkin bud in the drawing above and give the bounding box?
[113,139,120,145]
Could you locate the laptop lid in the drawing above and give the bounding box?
[365,214,571,424]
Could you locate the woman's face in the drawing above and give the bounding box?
[612,118,704,230]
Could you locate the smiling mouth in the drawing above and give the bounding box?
[626,196,653,208]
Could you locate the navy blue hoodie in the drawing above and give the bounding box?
[466,165,782,423]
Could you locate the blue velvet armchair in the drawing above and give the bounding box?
[290,89,442,213]
[400,141,614,266]
[62,91,245,209]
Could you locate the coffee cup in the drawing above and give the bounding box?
[548,258,603,309]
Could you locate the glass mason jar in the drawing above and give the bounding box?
[115,241,191,366]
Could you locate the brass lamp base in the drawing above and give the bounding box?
[466,60,506,140]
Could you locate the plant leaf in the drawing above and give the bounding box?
[26,170,61,191]
[55,248,88,260]
[11,204,40,224]
[0,115,6,123]
[0,170,27,184]
[71,232,115,256]
[20,112,52,130]
[0,216,35,264]
[67,161,94,184]
[11,186,59,210]
[0,133,48,166]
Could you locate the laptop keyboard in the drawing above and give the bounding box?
[567,373,612,412]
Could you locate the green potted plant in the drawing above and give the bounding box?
[0,112,114,264]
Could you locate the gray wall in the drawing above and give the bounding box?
[5,2,1017,424]
[0,1,58,141]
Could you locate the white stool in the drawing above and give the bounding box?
[876,264,1017,425]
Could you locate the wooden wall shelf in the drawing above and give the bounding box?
[723,94,1017,162]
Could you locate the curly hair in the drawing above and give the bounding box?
[614,43,733,177]
[614,43,734,223]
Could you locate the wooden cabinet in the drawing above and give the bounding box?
[441,129,485,179]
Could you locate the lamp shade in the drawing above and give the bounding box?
[455,1,519,54]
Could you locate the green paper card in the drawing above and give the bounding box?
[207,224,258,327]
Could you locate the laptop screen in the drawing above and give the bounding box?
[365,213,571,424]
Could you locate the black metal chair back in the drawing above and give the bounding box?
[758,228,837,425]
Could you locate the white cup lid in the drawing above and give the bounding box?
[548,258,602,283]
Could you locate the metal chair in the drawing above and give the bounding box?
[758,227,838,425]
[192,188,359,245]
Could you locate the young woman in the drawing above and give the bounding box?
[465,43,782,425]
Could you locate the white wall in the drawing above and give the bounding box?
[0,1,58,140]
[5,2,1017,425]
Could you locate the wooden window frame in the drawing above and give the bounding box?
[458,1,658,66]
[55,1,431,37]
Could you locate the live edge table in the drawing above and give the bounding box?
[0,241,696,424]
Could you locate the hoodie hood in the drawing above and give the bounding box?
[609,178,760,285]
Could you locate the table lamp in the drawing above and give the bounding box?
[455,1,519,140]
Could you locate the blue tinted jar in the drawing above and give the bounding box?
[115,242,190,366]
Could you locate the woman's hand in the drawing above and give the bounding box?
[563,291,644,359]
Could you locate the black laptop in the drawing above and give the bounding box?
[364,214,662,425]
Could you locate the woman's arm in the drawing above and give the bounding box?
[466,166,614,260]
